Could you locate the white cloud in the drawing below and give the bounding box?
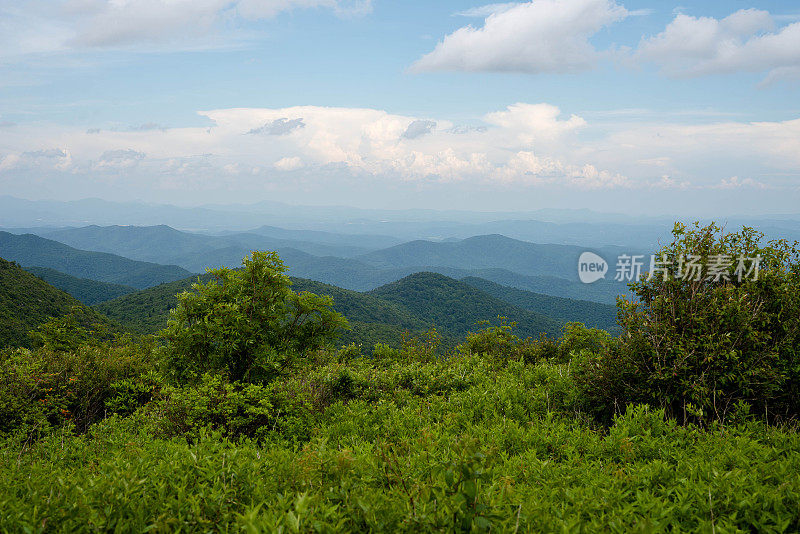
[411,0,629,73]
[3,104,800,199]
[484,103,586,145]
[0,103,623,190]
[274,156,305,170]
[0,0,371,56]
[636,9,800,82]
[91,148,145,171]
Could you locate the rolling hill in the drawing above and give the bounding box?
[461,277,619,332]
[94,273,438,349]
[24,266,137,305]
[0,258,112,348]
[0,231,192,289]
[367,272,563,339]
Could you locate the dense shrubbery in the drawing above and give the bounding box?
[3,231,800,531]
[0,332,156,436]
[576,223,800,425]
[161,251,348,384]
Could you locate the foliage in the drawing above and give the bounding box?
[0,337,156,436]
[161,251,348,383]
[2,356,799,531]
[0,258,113,348]
[461,318,551,364]
[577,222,800,425]
[146,373,315,443]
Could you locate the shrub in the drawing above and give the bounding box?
[461,320,557,364]
[577,222,800,425]
[148,373,314,443]
[0,338,156,436]
[160,251,348,384]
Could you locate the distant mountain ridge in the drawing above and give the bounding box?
[0,231,191,289]
[31,225,633,303]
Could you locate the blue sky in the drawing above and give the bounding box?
[1,0,799,215]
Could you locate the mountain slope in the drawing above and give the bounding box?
[0,258,111,348]
[24,266,136,305]
[461,277,618,332]
[43,225,373,272]
[0,231,192,289]
[367,272,563,339]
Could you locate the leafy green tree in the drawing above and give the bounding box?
[161,251,348,383]
[577,222,800,425]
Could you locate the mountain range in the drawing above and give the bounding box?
[7,224,634,304]
[0,231,191,289]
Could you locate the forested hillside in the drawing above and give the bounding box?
[367,272,563,339]
[462,276,619,332]
[0,232,191,289]
[0,258,111,348]
[25,266,136,305]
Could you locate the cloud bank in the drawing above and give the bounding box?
[2,103,799,203]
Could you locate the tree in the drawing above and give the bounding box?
[161,251,348,383]
[577,222,800,425]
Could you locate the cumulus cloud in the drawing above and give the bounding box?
[0,148,74,172]
[484,103,586,144]
[411,0,629,73]
[636,9,800,82]
[401,120,437,140]
[247,118,306,135]
[3,104,800,198]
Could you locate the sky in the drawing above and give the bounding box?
[0,0,799,216]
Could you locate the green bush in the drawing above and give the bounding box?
[577,222,800,425]
[460,320,558,364]
[0,338,156,436]
[161,251,348,384]
[148,373,315,443]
